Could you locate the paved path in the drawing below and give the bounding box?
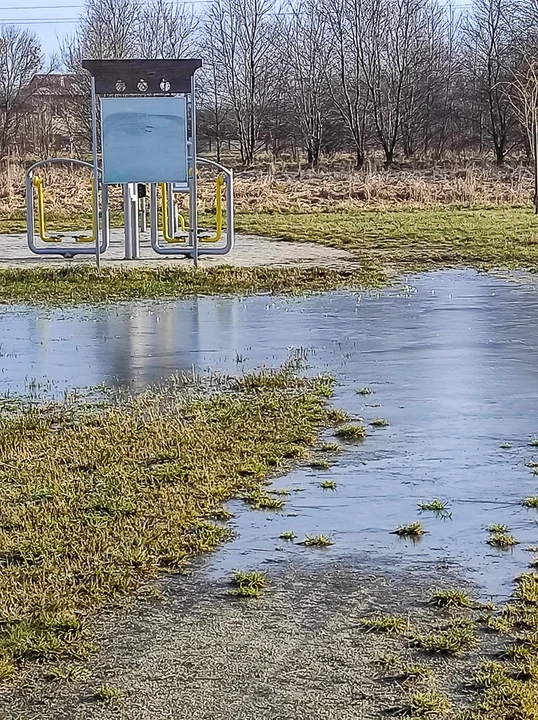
[1,230,356,269]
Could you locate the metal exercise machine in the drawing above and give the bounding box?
[26,59,235,266]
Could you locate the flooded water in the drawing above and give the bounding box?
[1,269,538,598]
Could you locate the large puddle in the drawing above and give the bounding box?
[1,269,538,598]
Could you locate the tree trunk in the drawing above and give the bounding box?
[356,146,365,170]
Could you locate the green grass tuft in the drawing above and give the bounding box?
[319,442,341,453]
[370,418,389,427]
[360,615,408,634]
[418,499,450,514]
[391,522,427,538]
[522,496,538,509]
[357,387,375,395]
[299,534,333,547]
[320,480,337,490]
[229,570,268,598]
[279,531,296,541]
[412,618,476,655]
[335,424,367,441]
[309,459,331,470]
[393,689,451,717]
[94,685,127,704]
[488,523,511,533]
[487,532,519,548]
[430,588,473,608]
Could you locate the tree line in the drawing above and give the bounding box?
[2,0,538,168]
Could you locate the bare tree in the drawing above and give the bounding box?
[208,0,280,166]
[199,13,232,162]
[138,0,199,59]
[284,0,328,168]
[80,0,141,60]
[0,25,44,163]
[464,0,517,165]
[324,0,370,169]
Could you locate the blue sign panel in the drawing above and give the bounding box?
[101,97,188,184]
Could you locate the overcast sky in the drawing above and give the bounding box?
[0,0,470,61]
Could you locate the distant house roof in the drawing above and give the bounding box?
[22,73,80,100]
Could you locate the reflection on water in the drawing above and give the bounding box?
[2,269,538,597]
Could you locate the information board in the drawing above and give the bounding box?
[101,97,188,184]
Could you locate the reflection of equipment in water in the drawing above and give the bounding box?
[26,157,109,260]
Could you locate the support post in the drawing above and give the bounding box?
[190,75,199,268]
[130,184,140,259]
[534,120,538,215]
[140,197,147,233]
[90,76,101,269]
[123,184,133,260]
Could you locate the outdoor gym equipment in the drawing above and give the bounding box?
[26,59,235,266]
[26,158,109,259]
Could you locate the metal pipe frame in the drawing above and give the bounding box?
[26,157,109,259]
[149,157,234,257]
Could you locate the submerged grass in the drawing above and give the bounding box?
[392,522,427,538]
[0,265,384,306]
[0,368,334,676]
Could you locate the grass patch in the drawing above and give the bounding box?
[487,533,519,548]
[360,615,408,634]
[0,265,384,306]
[418,499,451,515]
[522,496,538,509]
[94,684,127,704]
[45,664,88,682]
[357,387,375,395]
[516,574,538,604]
[320,480,337,490]
[391,522,427,538]
[472,660,510,689]
[392,689,451,717]
[245,491,285,510]
[319,442,341,453]
[500,443,512,449]
[335,424,367,441]
[430,588,473,608]
[309,459,331,470]
[229,570,268,598]
[488,524,511,533]
[279,531,296,541]
[0,368,334,675]
[412,618,476,655]
[235,207,538,273]
[299,534,333,547]
[370,417,389,427]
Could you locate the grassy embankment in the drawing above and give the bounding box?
[0,368,336,680]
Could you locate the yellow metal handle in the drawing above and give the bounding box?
[159,183,185,244]
[33,175,98,244]
[33,176,62,243]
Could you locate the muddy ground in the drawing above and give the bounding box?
[0,557,501,719]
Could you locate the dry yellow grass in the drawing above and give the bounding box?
[0,162,535,225]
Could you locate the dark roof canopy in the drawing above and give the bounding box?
[82,59,202,95]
